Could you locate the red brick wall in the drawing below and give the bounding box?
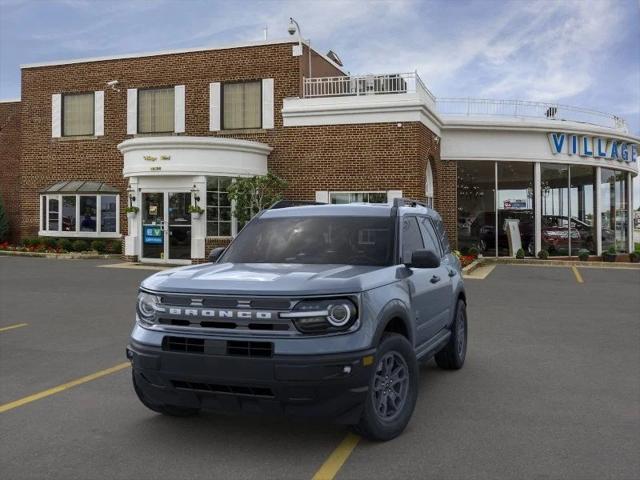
[0,101,21,242]
[14,41,449,247]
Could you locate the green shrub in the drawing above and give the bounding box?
[72,239,89,252]
[537,249,549,260]
[22,237,35,247]
[0,195,9,242]
[59,238,73,252]
[577,249,590,261]
[105,239,122,254]
[515,248,525,259]
[607,245,617,254]
[468,247,479,257]
[629,252,640,263]
[41,237,58,249]
[91,240,106,253]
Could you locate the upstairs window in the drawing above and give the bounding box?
[63,92,94,136]
[222,81,261,129]
[138,87,174,133]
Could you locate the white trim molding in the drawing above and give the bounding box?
[118,136,272,178]
[174,85,186,133]
[51,94,62,138]
[262,78,275,129]
[209,82,221,131]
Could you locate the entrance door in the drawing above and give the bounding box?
[141,192,192,263]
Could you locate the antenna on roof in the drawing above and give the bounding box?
[263,25,268,40]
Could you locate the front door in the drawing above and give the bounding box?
[141,192,192,263]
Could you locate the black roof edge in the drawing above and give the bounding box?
[269,200,327,209]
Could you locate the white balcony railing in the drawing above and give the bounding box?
[436,97,628,132]
[303,72,435,101]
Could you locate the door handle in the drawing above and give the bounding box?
[430,275,441,284]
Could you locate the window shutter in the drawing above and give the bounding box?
[262,78,274,129]
[209,82,221,131]
[51,94,62,138]
[127,88,137,135]
[174,85,185,133]
[386,190,403,204]
[315,191,329,203]
[94,91,104,136]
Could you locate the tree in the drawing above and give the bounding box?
[0,195,9,242]
[227,173,288,224]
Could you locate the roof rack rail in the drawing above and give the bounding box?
[269,200,327,209]
[392,197,430,209]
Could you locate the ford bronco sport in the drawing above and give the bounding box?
[127,199,467,441]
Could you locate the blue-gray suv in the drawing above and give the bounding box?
[127,199,468,441]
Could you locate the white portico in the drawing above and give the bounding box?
[118,136,271,263]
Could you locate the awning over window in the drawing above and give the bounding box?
[41,181,119,194]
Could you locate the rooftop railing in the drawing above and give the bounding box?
[303,72,436,102]
[434,98,628,132]
[301,73,628,132]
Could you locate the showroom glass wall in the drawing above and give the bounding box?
[457,161,631,257]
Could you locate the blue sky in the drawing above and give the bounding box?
[1,0,638,204]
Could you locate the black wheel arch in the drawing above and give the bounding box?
[371,299,414,347]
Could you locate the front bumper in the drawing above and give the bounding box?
[127,339,376,424]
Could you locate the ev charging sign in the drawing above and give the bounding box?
[548,132,638,163]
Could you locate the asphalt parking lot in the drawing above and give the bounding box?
[1,257,639,480]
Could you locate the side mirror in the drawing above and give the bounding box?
[208,247,226,263]
[408,249,440,269]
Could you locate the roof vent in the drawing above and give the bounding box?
[326,50,343,66]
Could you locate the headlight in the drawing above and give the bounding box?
[136,291,161,326]
[282,298,358,334]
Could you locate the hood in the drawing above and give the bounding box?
[141,262,397,296]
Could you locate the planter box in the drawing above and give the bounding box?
[127,212,137,221]
[191,212,202,220]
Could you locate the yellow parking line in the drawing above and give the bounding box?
[571,266,584,284]
[312,433,361,480]
[0,323,28,333]
[0,362,130,414]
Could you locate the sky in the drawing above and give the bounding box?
[1,0,638,206]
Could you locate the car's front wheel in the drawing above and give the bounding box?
[352,333,418,441]
[132,371,200,417]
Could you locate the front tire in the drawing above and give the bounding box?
[435,300,467,370]
[132,371,200,417]
[352,333,418,441]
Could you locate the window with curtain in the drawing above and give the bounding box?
[222,81,261,129]
[63,92,94,136]
[138,88,175,133]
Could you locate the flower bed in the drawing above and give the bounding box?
[0,238,121,254]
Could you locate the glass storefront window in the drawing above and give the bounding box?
[497,162,534,256]
[100,195,117,233]
[329,192,388,204]
[48,197,59,231]
[601,168,628,253]
[457,161,496,255]
[541,164,570,256]
[569,165,596,254]
[206,176,233,236]
[79,196,97,232]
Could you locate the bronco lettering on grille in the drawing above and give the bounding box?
[155,306,274,320]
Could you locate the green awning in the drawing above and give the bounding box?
[41,181,119,194]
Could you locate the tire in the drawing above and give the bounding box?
[132,371,200,417]
[352,333,418,441]
[435,300,467,370]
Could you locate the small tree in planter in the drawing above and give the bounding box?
[630,250,640,263]
[537,249,549,260]
[577,249,590,262]
[227,173,288,224]
[603,245,617,262]
[515,248,525,259]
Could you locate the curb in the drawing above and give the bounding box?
[462,258,485,274]
[479,257,640,269]
[0,250,120,260]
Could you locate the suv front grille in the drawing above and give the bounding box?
[162,336,273,358]
[162,336,204,353]
[171,380,274,398]
[227,341,273,357]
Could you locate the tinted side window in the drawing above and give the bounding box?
[401,217,424,264]
[434,218,451,253]
[418,217,442,256]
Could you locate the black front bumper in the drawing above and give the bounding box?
[127,339,376,424]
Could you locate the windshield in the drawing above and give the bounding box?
[221,216,395,266]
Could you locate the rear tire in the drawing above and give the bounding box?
[352,333,418,441]
[435,300,467,370]
[132,371,200,417]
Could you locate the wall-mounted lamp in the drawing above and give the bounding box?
[191,185,201,204]
[127,187,136,205]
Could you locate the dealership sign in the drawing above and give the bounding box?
[548,133,638,163]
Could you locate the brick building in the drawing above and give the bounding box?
[0,38,637,262]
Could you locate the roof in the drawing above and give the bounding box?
[41,180,120,194]
[261,201,438,218]
[20,38,345,74]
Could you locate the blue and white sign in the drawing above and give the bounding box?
[143,226,163,245]
[548,132,638,163]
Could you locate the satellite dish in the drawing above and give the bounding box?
[326,50,343,67]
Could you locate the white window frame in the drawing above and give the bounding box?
[39,194,120,238]
[425,161,434,208]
